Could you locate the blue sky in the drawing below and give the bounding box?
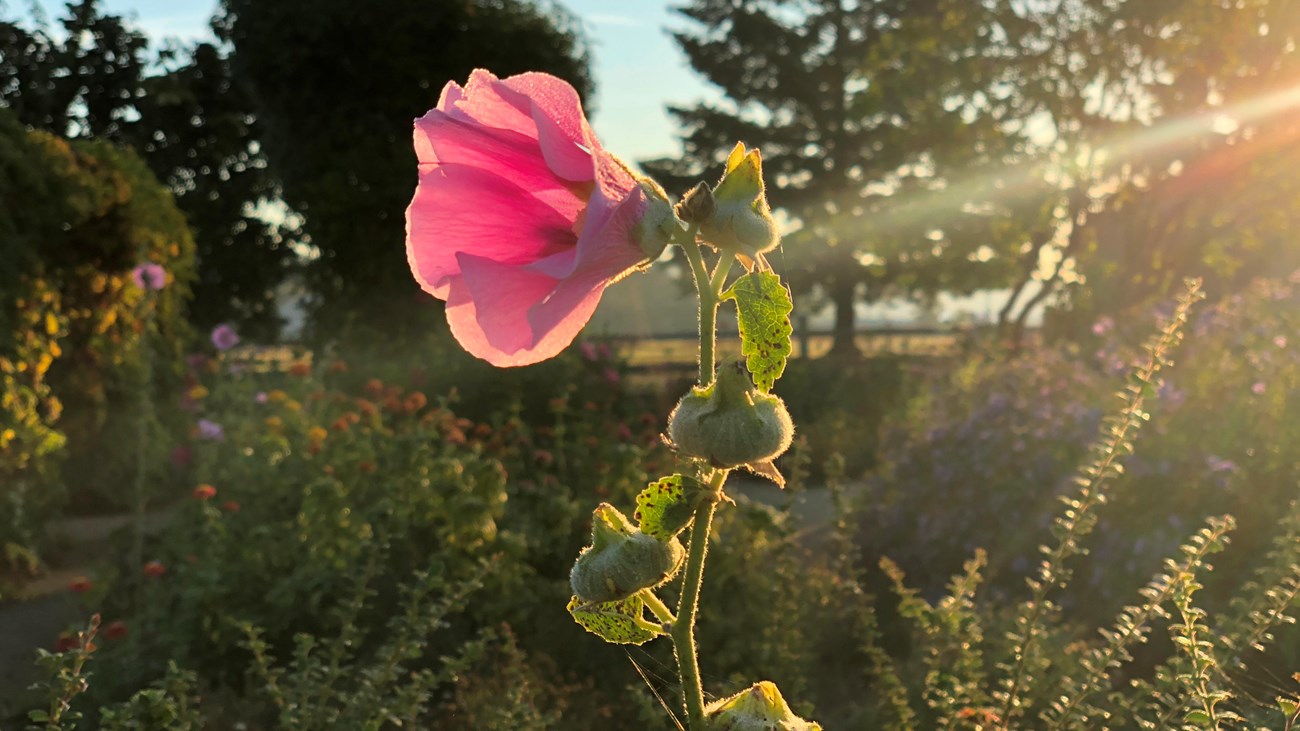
[26,0,718,161]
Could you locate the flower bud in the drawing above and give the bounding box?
[705,681,822,730]
[570,503,685,604]
[633,177,679,261]
[676,182,716,223]
[699,143,779,257]
[667,362,793,468]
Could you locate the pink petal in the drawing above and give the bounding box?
[500,72,597,181]
[405,164,577,298]
[441,69,535,138]
[413,111,586,218]
[446,253,608,367]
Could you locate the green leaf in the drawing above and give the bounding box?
[567,595,659,645]
[1183,709,1211,725]
[1279,697,1298,718]
[722,271,793,392]
[634,474,705,539]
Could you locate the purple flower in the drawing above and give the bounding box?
[254,391,268,404]
[1091,316,1114,336]
[1206,455,1238,473]
[211,324,240,352]
[197,419,224,441]
[131,263,167,291]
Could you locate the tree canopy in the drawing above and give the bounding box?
[0,0,291,338]
[656,0,1300,347]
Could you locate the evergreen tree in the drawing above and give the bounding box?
[649,0,1044,355]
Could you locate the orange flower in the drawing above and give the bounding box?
[289,362,312,377]
[307,426,328,443]
[328,360,349,374]
[358,461,375,474]
[355,399,377,417]
[404,392,428,412]
[265,416,283,429]
[193,484,217,501]
[364,378,385,398]
[221,501,241,513]
[267,389,288,404]
[143,560,166,578]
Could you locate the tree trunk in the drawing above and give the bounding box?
[828,278,860,358]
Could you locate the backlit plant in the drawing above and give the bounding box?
[406,69,815,728]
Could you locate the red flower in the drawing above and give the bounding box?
[171,444,193,468]
[143,560,166,578]
[68,576,92,594]
[193,484,217,501]
[289,362,312,377]
[221,500,241,513]
[104,620,128,641]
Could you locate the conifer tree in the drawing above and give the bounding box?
[648,0,1044,354]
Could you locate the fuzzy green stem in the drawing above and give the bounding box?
[640,590,676,625]
[673,470,727,727]
[678,226,717,386]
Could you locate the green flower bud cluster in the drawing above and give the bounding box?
[699,142,780,258]
[705,681,822,730]
[570,503,685,604]
[668,361,794,468]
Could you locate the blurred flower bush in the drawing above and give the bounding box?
[860,275,1300,617]
[0,108,197,521]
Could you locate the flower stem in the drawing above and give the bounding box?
[640,590,676,625]
[678,226,717,386]
[673,469,727,727]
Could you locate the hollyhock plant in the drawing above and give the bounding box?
[413,73,816,726]
[405,69,677,366]
[130,263,167,291]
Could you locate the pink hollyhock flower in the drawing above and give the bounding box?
[131,263,167,291]
[211,324,239,351]
[406,69,677,367]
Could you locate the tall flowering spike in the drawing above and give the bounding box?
[700,142,779,258]
[406,69,678,367]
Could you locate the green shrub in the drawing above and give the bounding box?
[0,107,197,514]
